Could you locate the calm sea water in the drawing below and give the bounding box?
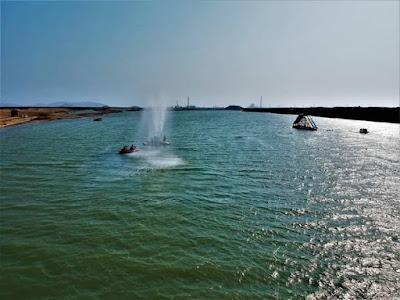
[1,111,399,299]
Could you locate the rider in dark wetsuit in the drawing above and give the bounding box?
[120,145,128,153]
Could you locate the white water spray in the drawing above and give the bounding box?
[141,96,169,141]
[148,106,168,140]
[133,96,183,169]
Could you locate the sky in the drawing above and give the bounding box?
[1,0,399,107]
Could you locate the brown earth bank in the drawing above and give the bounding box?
[242,107,400,123]
[0,106,142,128]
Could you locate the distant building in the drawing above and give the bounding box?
[10,109,19,117]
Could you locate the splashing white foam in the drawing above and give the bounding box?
[127,148,183,169]
[147,156,184,168]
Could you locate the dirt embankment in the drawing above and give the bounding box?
[242,107,400,123]
[0,107,125,128]
[0,108,73,128]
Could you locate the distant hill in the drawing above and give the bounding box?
[126,106,143,111]
[0,101,107,107]
[37,101,106,107]
[0,102,20,107]
[225,105,243,111]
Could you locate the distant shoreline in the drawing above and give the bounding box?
[243,107,400,124]
[1,106,399,128]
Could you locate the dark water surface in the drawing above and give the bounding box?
[1,111,399,299]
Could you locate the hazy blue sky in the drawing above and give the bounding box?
[1,0,399,107]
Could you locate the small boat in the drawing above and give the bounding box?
[119,145,140,154]
[359,128,368,134]
[93,117,102,121]
[293,114,318,130]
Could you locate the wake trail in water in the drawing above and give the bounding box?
[127,148,184,169]
[142,151,183,169]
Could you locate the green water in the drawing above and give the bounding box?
[1,111,399,299]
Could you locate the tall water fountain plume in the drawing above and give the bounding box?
[140,96,170,144]
[148,105,168,140]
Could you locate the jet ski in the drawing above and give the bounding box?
[119,145,140,154]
